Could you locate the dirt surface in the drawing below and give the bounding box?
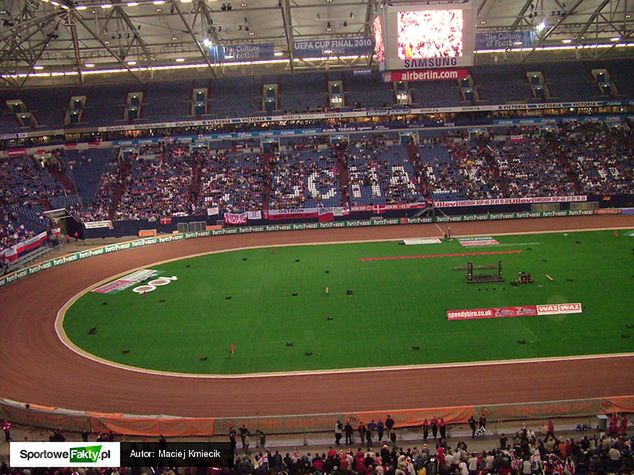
[1,215,633,418]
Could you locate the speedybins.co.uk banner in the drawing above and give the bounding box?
[10,442,121,467]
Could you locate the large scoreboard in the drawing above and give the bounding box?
[374,0,475,71]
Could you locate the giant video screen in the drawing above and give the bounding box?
[397,9,463,59]
[373,16,385,64]
[378,1,475,71]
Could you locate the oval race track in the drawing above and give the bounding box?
[1,215,634,418]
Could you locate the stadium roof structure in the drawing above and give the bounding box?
[0,0,633,87]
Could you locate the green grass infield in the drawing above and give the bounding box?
[62,229,634,374]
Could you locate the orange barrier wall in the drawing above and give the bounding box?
[1,396,632,437]
[138,229,157,237]
[91,416,215,437]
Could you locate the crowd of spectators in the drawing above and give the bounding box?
[226,417,633,475]
[77,153,130,221]
[269,148,341,210]
[3,416,630,475]
[1,121,633,242]
[115,146,195,221]
[196,149,265,214]
[0,155,75,251]
[346,141,423,205]
[0,210,38,252]
[556,123,634,194]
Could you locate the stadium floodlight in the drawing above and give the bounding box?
[175,58,185,62]
[273,51,284,56]
[84,63,95,67]
[202,38,212,47]
[610,37,620,42]
[153,0,165,3]
[127,60,137,65]
[101,3,113,8]
[75,4,88,9]
[536,21,546,32]
[33,65,44,70]
[561,39,572,44]
[127,1,139,5]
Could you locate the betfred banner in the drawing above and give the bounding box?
[447,303,583,320]
[382,69,469,82]
[9,442,121,467]
[224,212,248,225]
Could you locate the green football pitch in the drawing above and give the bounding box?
[62,229,634,375]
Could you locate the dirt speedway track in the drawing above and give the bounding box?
[1,215,633,418]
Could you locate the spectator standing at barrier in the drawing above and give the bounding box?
[619,414,628,436]
[344,421,354,445]
[2,420,10,442]
[431,417,438,439]
[358,422,367,446]
[256,429,266,448]
[335,420,343,446]
[239,424,249,449]
[368,420,377,442]
[479,416,487,430]
[229,428,237,453]
[377,419,385,442]
[609,414,619,435]
[468,416,477,439]
[547,419,554,437]
[422,419,429,440]
[386,415,395,437]
[439,418,446,439]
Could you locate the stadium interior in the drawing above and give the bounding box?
[0,0,633,472]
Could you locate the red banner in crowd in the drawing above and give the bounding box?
[382,69,469,82]
[1,231,48,262]
[265,211,319,221]
[318,212,334,223]
[223,212,248,225]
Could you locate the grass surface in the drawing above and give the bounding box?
[63,229,634,374]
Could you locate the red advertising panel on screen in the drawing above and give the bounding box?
[383,68,469,82]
